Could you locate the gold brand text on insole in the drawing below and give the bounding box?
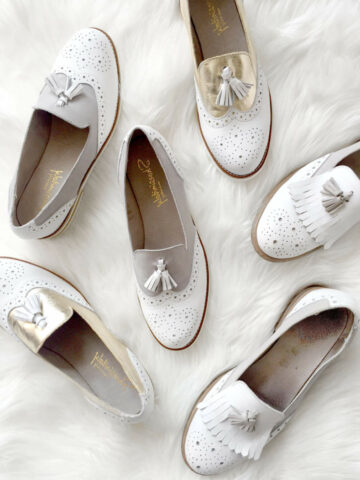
[90,352,135,389]
[42,169,63,207]
[137,158,168,208]
[206,0,229,36]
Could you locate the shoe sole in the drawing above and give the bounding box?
[43,27,121,239]
[197,93,272,180]
[143,234,209,351]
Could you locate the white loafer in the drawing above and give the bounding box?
[252,141,360,261]
[180,0,271,178]
[118,125,209,350]
[182,286,358,475]
[9,28,120,239]
[0,257,154,422]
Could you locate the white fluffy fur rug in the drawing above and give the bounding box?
[1,0,360,478]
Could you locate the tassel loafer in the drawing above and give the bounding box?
[182,286,358,475]
[0,257,154,422]
[118,125,209,350]
[9,28,120,239]
[180,0,271,178]
[252,141,360,261]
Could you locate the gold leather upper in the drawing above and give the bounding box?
[198,52,256,117]
[9,288,145,395]
[9,288,72,353]
[180,0,258,118]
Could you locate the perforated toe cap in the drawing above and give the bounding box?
[183,373,242,475]
[138,235,208,349]
[196,67,271,177]
[206,123,269,177]
[255,165,320,259]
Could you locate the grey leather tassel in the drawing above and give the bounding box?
[321,177,353,213]
[228,408,258,432]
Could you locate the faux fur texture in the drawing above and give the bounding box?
[0,0,360,479]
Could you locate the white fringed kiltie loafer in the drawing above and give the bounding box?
[180,0,271,178]
[182,286,358,475]
[9,28,120,239]
[0,257,154,422]
[118,125,209,350]
[252,141,360,260]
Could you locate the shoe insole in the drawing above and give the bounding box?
[16,115,88,225]
[241,309,351,411]
[339,150,360,176]
[40,314,141,414]
[126,132,183,250]
[189,0,248,64]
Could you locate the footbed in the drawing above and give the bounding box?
[16,115,88,225]
[126,132,183,250]
[40,314,141,414]
[241,309,352,411]
[339,149,360,175]
[189,0,247,64]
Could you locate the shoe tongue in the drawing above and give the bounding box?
[198,381,285,459]
[226,381,283,420]
[9,289,75,354]
[134,243,187,294]
[35,73,92,128]
[289,165,360,249]
[331,165,360,194]
[197,51,256,115]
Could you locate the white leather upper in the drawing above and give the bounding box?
[119,125,209,350]
[256,155,329,259]
[53,28,118,150]
[184,371,243,476]
[196,66,271,177]
[9,198,76,240]
[138,233,208,349]
[0,258,154,423]
[183,287,358,475]
[284,287,358,321]
[0,257,89,332]
[255,145,360,259]
[9,28,119,240]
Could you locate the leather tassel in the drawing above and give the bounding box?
[46,73,84,107]
[321,177,353,213]
[144,259,177,293]
[216,66,252,107]
[228,408,258,432]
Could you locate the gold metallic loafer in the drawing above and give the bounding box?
[0,257,154,422]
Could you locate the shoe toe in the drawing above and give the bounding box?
[0,258,26,306]
[138,235,208,350]
[53,27,119,149]
[197,66,271,178]
[183,374,243,475]
[0,257,88,330]
[207,123,269,177]
[254,175,317,260]
[145,304,202,349]
[184,411,243,475]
